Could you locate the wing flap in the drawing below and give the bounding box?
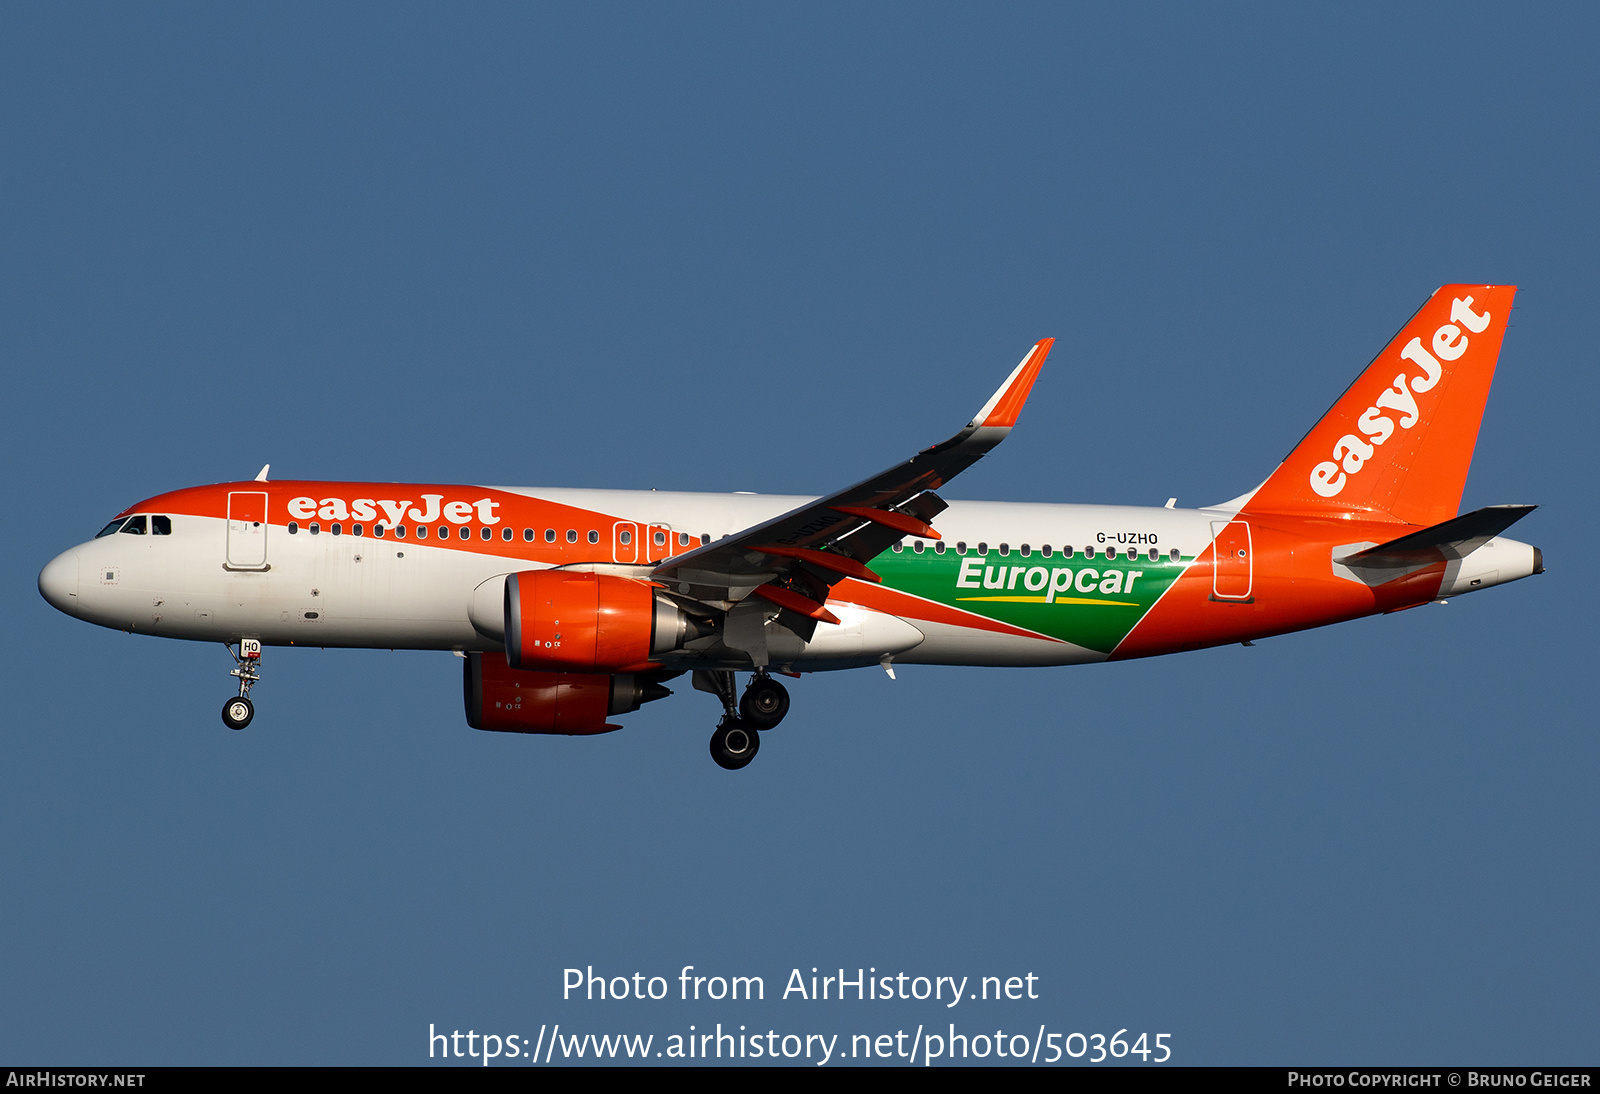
[753,584,842,625]
[749,544,882,583]
[830,506,942,540]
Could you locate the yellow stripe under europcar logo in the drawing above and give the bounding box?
[956,596,1140,606]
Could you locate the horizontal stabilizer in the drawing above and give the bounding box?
[1343,504,1537,567]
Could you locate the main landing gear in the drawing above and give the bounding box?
[700,670,791,770]
[740,674,790,729]
[222,639,261,730]
[710,719,760,769]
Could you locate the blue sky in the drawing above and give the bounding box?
[2,3,1595,1065]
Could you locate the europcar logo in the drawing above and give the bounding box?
[954,557,1147,605]
[1307,295,1492,498]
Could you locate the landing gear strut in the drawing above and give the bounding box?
[222,640,261,730]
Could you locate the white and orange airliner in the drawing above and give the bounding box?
[39,285,1540,768]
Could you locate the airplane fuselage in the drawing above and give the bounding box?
[34,287,1543,767]
[39,481,1537,671]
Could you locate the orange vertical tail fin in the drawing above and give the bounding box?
[1247,284,1516,526]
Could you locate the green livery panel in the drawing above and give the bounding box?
[872,547,1193,653]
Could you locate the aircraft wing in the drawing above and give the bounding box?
[652,339,1054,623]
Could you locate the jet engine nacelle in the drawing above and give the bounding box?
[503,570,713,673]
[463,651,671,735]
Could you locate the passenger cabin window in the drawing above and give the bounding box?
[1148,548,1158,561]
[439,526,450,539]
[152,515,172,535]
[414,525,425,538]
[353,524,364,536]
[287,521,299,534]
[310,522,321,535]
[504,528,514,541]
[95,518,126,538]
[934,541,945,554]
[1020,544,1031,557]
[1169,548,1181,561]
[1041,545,1052,557]
[523,528,534,542]
[653,531,666,546]
[373,524,385,538]
[977,542,988,554]
[567,530,578,543]
[331,523,342,536]
[998,543,1010,556]
[588,530,599,544]
[120,515,148,535]
[892,543,903,552]
[545,529,556,543]
[955,541,967,554]
[459,527,470,540]
[394,524,406,538]
[912,540,924,553]
[481,527,492,541]
[1062,546,1074,558]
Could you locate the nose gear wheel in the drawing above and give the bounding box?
[222,696,254,730]
[221,641,262,730]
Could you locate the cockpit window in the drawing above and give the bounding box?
[152,515,172,535]
[119,515,148,535]
[95,518,127,538]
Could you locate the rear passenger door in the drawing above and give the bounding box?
[1210,519,1252,600]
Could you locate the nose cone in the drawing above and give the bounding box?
[39,550,80,615]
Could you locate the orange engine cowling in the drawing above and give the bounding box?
[463,651,671,735]
[504,570,713,672]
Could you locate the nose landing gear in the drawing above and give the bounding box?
[222,640,261,731]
